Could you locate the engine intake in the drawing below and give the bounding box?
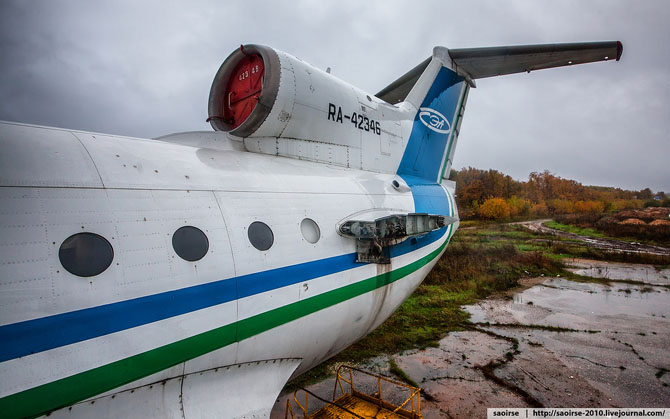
[207,44,281,137]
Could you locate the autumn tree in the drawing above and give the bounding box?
[546,199,574,215]
[638,188,653,200]
[507,196,531,217]
[530,201,549,216]
[574,200,605,214]
[477,198,511,220]
[453,167,650,219]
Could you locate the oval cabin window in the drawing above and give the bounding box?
[248,221,274,251]
[59,233,114,277]
[172,226,210,262]
[300,218,320,244]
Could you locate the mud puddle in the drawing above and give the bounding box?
[272,260,670,418]
[565,258,670,285]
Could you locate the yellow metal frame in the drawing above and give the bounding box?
[333,365,422,419]
[288,387,365,419]
[286,365,422,419]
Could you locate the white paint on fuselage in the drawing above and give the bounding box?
[0,121,454,415]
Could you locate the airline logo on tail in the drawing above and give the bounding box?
[418,107,451,134]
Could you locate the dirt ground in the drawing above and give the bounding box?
[272,262,670,418]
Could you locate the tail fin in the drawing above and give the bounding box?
[395,47,469,185]
[379,41,622,186]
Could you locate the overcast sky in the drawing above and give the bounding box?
[1,0,668,192]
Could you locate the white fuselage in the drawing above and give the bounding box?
[0,121,456,418]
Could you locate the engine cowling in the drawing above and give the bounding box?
[207,44,404,172]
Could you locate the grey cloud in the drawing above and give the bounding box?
[0,0,667,191]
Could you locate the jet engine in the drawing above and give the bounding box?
[207,44,395,147]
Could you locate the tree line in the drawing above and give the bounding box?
[450,168,664,220]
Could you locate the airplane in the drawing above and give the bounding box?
[0,40,622,418]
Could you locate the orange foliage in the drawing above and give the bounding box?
[546,199,574,215]
[477,198,511,220]
[574,200,605,214]
[530,201,549,216]
[610,199,643,211]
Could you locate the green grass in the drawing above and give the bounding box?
[545,221,606,238]
[545,219,666,247]
[516,243,545,252]
[388,358,420,388]
[470,226,538,241]
[550,240,670,265]
[473,322,600,334]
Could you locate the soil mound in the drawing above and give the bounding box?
[595,207,670,243]
[612,207,669,223]
[621,218,646,225]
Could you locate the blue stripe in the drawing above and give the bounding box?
[0,228,445,363]
[401,175,451,215]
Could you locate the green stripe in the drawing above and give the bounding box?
[0,236,449,418]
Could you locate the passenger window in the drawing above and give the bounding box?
[300,218,320,244]
[248,221,274,251]
[172,226,209,261]
[59,233,114,277]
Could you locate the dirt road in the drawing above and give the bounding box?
[519,219,670,256]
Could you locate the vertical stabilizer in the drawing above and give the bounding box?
[396,47,470,185]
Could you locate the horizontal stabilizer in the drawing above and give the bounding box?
[449,41,623,79]
[376,58,431,106]
[376,41,623,104]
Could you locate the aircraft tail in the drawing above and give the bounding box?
[393,48,469,185]
[377,41,622,186]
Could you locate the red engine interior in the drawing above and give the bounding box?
[223,54,265,129]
